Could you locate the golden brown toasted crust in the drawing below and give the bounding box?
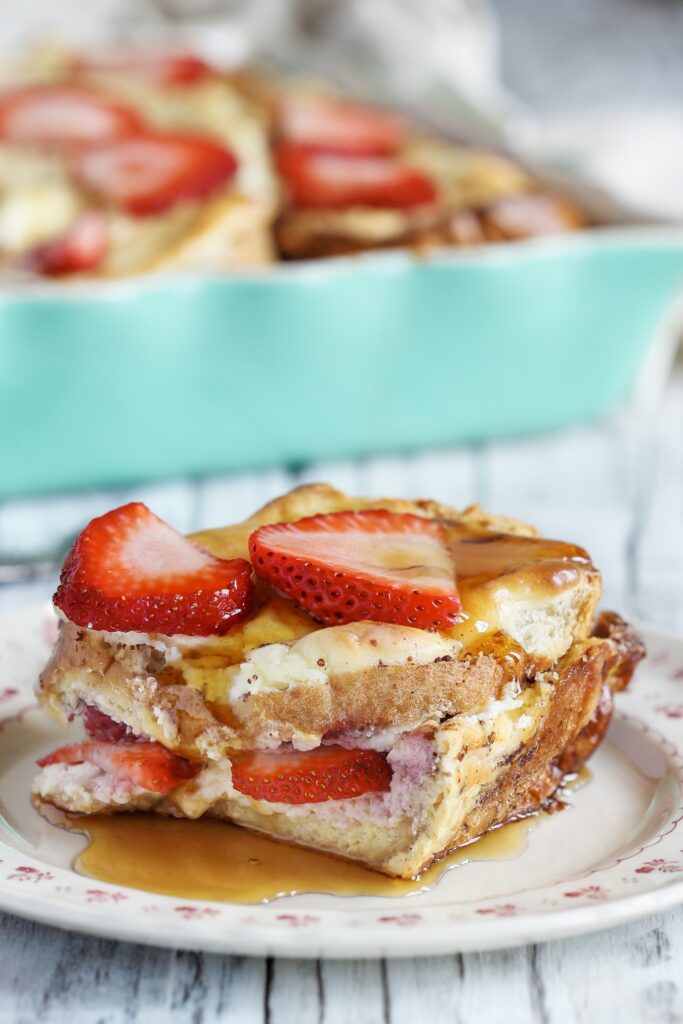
[445,612,643,849]
[229,651,508,742]
[415,498,539,537]
[190,483,545,558]
[555,611,646,775]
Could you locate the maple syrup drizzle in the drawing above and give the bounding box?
[164,524,596,676]
[43,810,539,902]
[58,519,598,717]
[444,524,590,583]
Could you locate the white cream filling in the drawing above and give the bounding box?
[88,628,196,663]
[460,680,523,723]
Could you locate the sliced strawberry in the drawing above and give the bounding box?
[277,145,437,210]
[277,94,405,155]
[249,509,461,631]
[23,212,106,277]
[72,132,238,216]
[54,502,253,635]
[37,741,196,795]
[231,746,391,804]
[0,85,142,147]
[73,47,211,86]
[82,705,139,744]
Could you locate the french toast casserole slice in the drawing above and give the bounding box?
[34,484,644,879]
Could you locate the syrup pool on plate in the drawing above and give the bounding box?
[38,809,540,902]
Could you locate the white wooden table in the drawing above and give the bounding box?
[0,373,681,1023]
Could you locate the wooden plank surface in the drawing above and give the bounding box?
[0,375,682,1022]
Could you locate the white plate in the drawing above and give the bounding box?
[1,605,682,958]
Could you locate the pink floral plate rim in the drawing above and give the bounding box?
[0,605,682,958]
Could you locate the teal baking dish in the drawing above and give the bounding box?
[2,228,683,497]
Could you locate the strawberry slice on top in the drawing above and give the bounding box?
[54,502,253,635]
[277,94,405,156]
[23,211,107,277]
[72,132,238,216]
[73,47,211,86]
[231,745,391,804]
[0,85,142,147]
[249,509,461,631]
[277,145,437,210]
[37,741,196,795]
